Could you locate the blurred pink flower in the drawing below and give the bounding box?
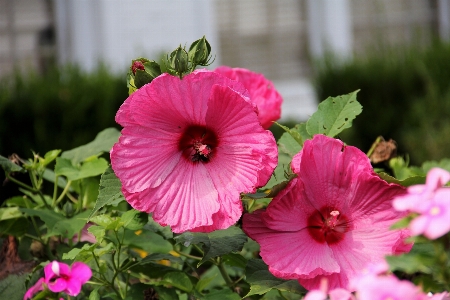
[213,66,282,129]
[355,274,421,300]
[393,168,450,239]
[111,71,277,233]
[44,261,92,296]
[64,223,97,245]
[243,134,411,290]
[23,278,44,300]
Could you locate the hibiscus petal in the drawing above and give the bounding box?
[243,210,340,280]
[111,128,182,192]
[206,84,277,188]
[262,178,315,232]
[150,161,220,233]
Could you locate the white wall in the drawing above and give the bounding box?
[54,0,220,73]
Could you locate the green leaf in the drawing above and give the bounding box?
[19,208,64,230]
[89,167,125,219]
[378,172,426,187]
[276,123,303,145]
[0,274,28,300]
[0,207,23,221]
[124,229,173,254]
[245,259,305,297]
[306,90,362,137]
[0,155,24,173]
[277,132,302,157]
[61,127,120,164]
[386,252,435,274]
[264,152,292,190]
[46,210,91,238]
[89,287,101,300]
[42,149,61,167]
[137,253,184,266]
[422,158,450,173]
[0,218,29,236]
[62,243,97,261]
[202,289,241,300]
[175,226,248,266]
[54,157,108,181]
[87,225,105,243]
[42,168,68,189]
[160,271,193,292]
[90,215,123,231]
[121,209,148,230]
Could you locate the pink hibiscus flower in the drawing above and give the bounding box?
[393,168,450,239]
[213,66,282,129]
[111,70,277,233]
[44,261,92,296]
[243,134,411,290]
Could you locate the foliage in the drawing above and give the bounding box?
[314,41,450,164]
[1,37,450,300]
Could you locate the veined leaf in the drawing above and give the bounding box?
[61,127,120,164]
[175,226,247,266]
[89,167,125,219]
[245,259,305,297]
[306,90,362,137]
[0,155,24,173]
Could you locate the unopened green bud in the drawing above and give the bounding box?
[134,61,161,88]
[188,36,213,66]
[169,45,189,76]
[128,58,162,90]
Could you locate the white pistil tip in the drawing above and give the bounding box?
[51,261,60,276]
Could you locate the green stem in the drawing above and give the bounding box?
[432,241,450,290]
[54,180,72,205]
[173,249,202,260]
[52,175,59,205]
[5,172,35,192]
[24,198,43,241]
[216,258,234,288]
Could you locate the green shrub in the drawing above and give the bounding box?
[314,42,450,164]
[0,65,128,158]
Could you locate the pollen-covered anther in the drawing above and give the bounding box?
[194,142,212,157]
[326,210,340,228]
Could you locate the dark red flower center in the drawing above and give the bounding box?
[307,207,351,245]
[178,125,218,163]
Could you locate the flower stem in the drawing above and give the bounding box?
[216,257,234,288]
[173,249,202,260]
[54,180,72,206]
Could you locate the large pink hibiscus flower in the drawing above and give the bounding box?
[214,66,282,129]
[111,70,277,233]
[243,134,411,290]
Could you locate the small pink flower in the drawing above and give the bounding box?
[111,70,277,233]
[44,261,92,296]
[243,135,411,290]
[24,278,45,300]
[356,274,421,300]
[213,66,282,129]
[393,168,450,211]
[393,168,450,239]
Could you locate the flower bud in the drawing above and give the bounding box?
[188,36,213,66]
[168,45,189,76]
[128,58,162,91]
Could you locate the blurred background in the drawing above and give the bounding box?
[1,0,450,165]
